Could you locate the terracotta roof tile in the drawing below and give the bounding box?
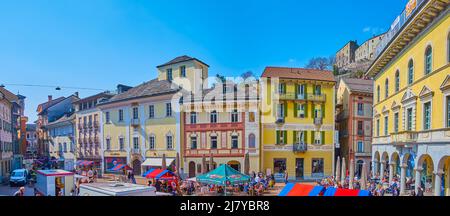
[261,67,336,82]
[342,78,373,93]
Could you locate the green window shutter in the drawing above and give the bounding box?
[276,131,280,144]
[313,85,316,95]
[311,105,315,118]
[284,103,288,117]
[311,131,315,144]
[304,103,308,118]
[295,84,298,98]
[322,104,325,118]
[294,103,298,118]
[305,84,308,97]
[293,131,297,144]
[304,131,308,144]
[284,131,288,144]
[321,131,325,144]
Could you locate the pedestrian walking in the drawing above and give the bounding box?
[14,187,25,196]
[284,171,289,184]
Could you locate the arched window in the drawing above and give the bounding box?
[424,46,432,75]
[395,70,400,92]
[248,133,256,148]
[408,59,414,85]
[385,79,389,99]
[377,85,380,102]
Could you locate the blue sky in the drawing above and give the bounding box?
[0,0,408,122]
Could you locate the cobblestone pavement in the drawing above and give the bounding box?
[0,183,35,196]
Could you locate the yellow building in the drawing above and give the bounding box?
[98,56,208,176]
[260,67,336,181]
[366,0,449,196]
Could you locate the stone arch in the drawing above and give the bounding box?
[416,154,435,191]
[374,151,380,162]
[227,160,241,172]
[381,152,389,163]
[437,156,450,196]
[391,152,401,176]
[401,153,415,178]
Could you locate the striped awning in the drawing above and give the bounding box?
[76,160,94,167]
[108,164,131,172]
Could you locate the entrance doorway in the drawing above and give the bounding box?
[273,158,287,174]
[188,161,196,178]
[132,159,141,176]
[295,158,304,179]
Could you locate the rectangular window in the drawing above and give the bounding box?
[180,66,186,77]
[167,68,173,81]
[384,116,388,136]
[407,108,413,131]
[297,84,305,99]
[277,103,285,118]
[447,96,450,128]
[149,105,155,119]
[149,136,155,150]
[376,119,380,137]
[211,136,217,149]
[394,112,399,133]
[231,109,239,122]
[166,103,172,117]
[190,112,197,124]
[357,103,364,116]
[105,112,110,123]
[119,137,124,150]
[276,131,287,145]
[132,107,139,119]
[357,141,364,153]
[63,143,67,152]
[231,136,238,149]
[166,136,173,149]
[297,104,305,118]
[278,83,285,94]
[210,111,217,123]
[314,131,322,144]
[295,131,305,143]
[133,137,139,150]
[106,138,111,150]
[311,158,324,176]
[357,121,363,136]
[249,112,255,122]
[423,102,431,130]
[119,109,124,122]
[314,85,321,95]
[191,137,197,149]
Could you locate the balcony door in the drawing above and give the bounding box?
[295,158,304,179]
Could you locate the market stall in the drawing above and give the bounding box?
[278,183,325,196]
[196,164,251,185]
[35,169,74,196]
[142,169,176,180]
[323,187,370,196]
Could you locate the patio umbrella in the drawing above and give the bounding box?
[360,162,367,190]
[244,152,250,175]
[197,164,250,186]
[162,154,167,170]
[202,154,207,174]
[341,157,346,184]
[336,156,341,181]
[349,159,355,189]
[209,154,214,172]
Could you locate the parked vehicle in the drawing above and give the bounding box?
[10,169,29,187]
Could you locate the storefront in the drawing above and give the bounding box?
[104,157,127,173]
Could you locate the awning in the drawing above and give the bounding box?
[278,183,324,196]
[324,187,370,196]
[76,160,94,167]
[142,169,176,180]
[108,164,132,172]
[141,158,175,167]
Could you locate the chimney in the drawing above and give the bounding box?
[48,95,52,102]
[74,92,79,97]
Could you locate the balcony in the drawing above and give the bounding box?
[131,118,140,127]
[314,117,323,125]
[391,131,418,145]
[293,142,307,153]
[307,94,326,102]
[279,93,307,101]
[275,118,285,125]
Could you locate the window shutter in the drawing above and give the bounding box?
[284,131,288,144]
[283,84,286,94]
[305,84,308,97]
[295,84,298,98]
[321,131,325,145]
[322,104,325,118]
[311,131,315,144]
[294,103,298,118]
[313,85,316,95]
[312,105,315,118]
[293,131,297,144]
[305,103,308,118]
[284,103,288,117]
[304,131,308,144]
[276,131,280,144]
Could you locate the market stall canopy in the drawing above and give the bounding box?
[196,164,250,186]
[278,183,325,196]
[142,169,176,180]
[323,187,370,196]
[108,164,132,172]
[142,158,175,167]
[76,160,94,167]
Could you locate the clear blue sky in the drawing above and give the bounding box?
[0,0,408,122]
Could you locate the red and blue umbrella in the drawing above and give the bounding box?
[142,169,175,180]
[278,183,325,196]
[76,160,94,167]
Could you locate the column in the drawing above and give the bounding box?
[400,164,406,196]
[434,171,442,196]
[372,160,377,177]
[389,163,394,184]
[380,161,385,178]
[415,168,422,195]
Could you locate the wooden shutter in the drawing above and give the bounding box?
[321,131,325,145]
[295,84,298,99]
[276,131,280,144]
[293,131,297,144]
[284,131,288,144]
[284,103,288,117]
[304,103,308,118]
[311,131,315,144]
[304,131,308,144]
[294,103,298,118]
[311,105,315,118]
[322,104,325,118]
